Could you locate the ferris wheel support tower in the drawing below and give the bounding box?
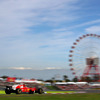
[82,58,100,82]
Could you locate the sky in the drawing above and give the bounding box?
[0,0,100,72]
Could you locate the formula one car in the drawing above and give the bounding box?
[5,84,44,94]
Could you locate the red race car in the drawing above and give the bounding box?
[5,84,44,94]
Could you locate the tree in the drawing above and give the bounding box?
[63,75,70,82]
[80,76,92,82]
[93,75,100,81]
[45,80,53,83]
[1,75,8,79]
[72,77,78,82]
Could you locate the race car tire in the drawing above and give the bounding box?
[16,88,22,94]
[29,90,34,94]
[5,89,11,94]
[38,88,44,94]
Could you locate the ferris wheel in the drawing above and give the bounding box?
[69,34,100,80]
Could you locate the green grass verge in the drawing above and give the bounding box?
[0,90,5,94]
[46,86,60,90]
[46,91,75,93]
[0,93,100,100]
[0,90,75,94]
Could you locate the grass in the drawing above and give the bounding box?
[0,90,5,94]
[46,86,60,90]
[46,91,75,93]
[0,90,75,94]
[0,93,100,100]
[0,90,100,100]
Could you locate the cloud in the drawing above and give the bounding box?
[45,67,64,70]
[9,67,32,70]
[0,0,88,69]
[0,0,80,37]
[85,25,100,34]
[53,19,100,32]
[8,66,65,70]
[0,0,80,56]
